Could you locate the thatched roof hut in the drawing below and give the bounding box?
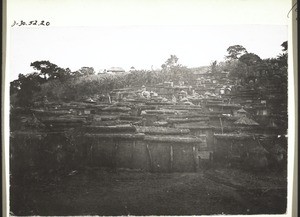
[85,133,145,140]
[237,108,247,114]
[144,135,202,144]
[234,117,259,126]
[136,126,190,135]
[84,125,136,133]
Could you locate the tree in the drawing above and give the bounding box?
[10,76,22,95]
[210,60,218,74]
[161,63,167,70]
[225,45,248,60]
[277,41,288,68]
[30,61,58,80]
[172,65,193,84]
[77,67,96,76]
[30,60,72,81]
[262,41,288,88]
[15,73,42,107]
[233,53,266,84]
[239,53,262,66]
[281,41,287,52]
[239,53,262,76]
[161,55,179,71]
[227,60,248,82]
[166,55,179,67]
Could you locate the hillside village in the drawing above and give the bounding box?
[9,44,288,215]
[10,58,288,172]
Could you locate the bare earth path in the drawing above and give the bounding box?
[10,167,287,216]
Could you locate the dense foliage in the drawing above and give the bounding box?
[210,42,287,88]
[10,42,287,107]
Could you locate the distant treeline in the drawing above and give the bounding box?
[10,42,287,107]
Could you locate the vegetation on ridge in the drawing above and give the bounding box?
[10,42,287,107]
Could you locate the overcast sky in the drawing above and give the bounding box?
[9,25,287,81]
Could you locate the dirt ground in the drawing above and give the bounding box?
[10,166,287,216]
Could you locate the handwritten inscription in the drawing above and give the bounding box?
[287,2,297,20]
[11,20,50,27]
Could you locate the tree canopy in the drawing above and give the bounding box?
[221,43,287,86]
[225,45,248,60]
[161,55,179,70]
[10,42,288,107]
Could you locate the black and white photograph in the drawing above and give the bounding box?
[3,0,297,216]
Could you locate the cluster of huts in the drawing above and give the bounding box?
[10,70,287,173]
